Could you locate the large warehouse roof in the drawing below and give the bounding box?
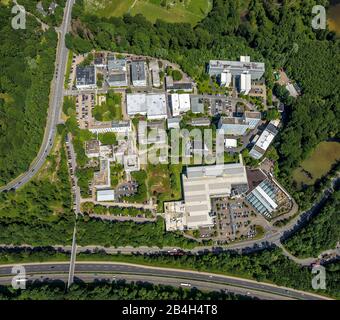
[182,162,248,229]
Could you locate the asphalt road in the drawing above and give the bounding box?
[0,0,74,192]
[0,262,330,300]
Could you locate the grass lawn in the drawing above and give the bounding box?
[93,92,122,121]
[293,141,340,188]
[147,163,183,210]
[85,0,212,26]
[64,50,73,89]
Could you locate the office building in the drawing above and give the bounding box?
[249,120,280,159]
[76,65,96,90]
[131,61,147,87]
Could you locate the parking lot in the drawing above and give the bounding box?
[210,197,262,242]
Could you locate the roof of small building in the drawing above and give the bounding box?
[76,65,96,86]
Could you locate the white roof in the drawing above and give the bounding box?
[127,93,147,115]
[240,56,251,62]
[225,138,237,148]
[171,94,180,116]
[178,94,191,112]
[97,189,115,202]
[241,73,251,94]
[146,94,167,119]
[255,129,276,152]
[182,163,248,229]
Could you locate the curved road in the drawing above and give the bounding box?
[0,262,331,300]
[0,0,74,192]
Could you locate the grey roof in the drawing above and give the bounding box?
[167,82,193,90]
[108,57,126,72]
[190,96,204,114]
[186,163,246,179]
[76,65,96,86]
[190,118,210,126]
[131,61,146,81]
[107,73,126,82]
[168,118,181,124]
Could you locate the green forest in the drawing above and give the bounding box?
[0,280,249,300]
[284,189,340,258]
[0,5,58,186]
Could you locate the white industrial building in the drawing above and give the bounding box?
[240,72,252,95]
[220,71,232,87]
[170,94,191,116]
[127,93,167,119]
[225,138,238,148]
[126,93,147,116]
[97,189,115,202]
[147,94,167,120]
[89,121,131,134]
[208,56,265,79]
[179,94,191,113]
[179,161,249,230]
[170,94,180,116]
[249,120,280,159]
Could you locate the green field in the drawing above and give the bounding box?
[293,141,340,187]
[85,0,212,25]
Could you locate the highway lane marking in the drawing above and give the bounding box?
[0,262,332,300]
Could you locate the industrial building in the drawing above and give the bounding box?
[97,189,115,202]
[218,112,261,136]
[106,73,128,87]
[170,94,191,116]
[181,161,249,229]
[76,65,97,90]
[190,96,205,114]
[127,93,167,119]
[225,138,238,148]
[89,120,131,134]
[240,72,252,95]
[220,71,232,87]
[167,117,181,129]
[208,56,265,79]
[166,76,193,92]
[218,117,249,136]
[107,56,127,72]
[131,61,147,87]
[246,179,280,219]
[146,94,168,120]
[249,120,280,159]
[190,118,211,127]
[149,60,161,87]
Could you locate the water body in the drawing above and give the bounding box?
[328,0,340,35]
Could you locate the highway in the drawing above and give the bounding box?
[0,0,75,192]
[0,262,331,300]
